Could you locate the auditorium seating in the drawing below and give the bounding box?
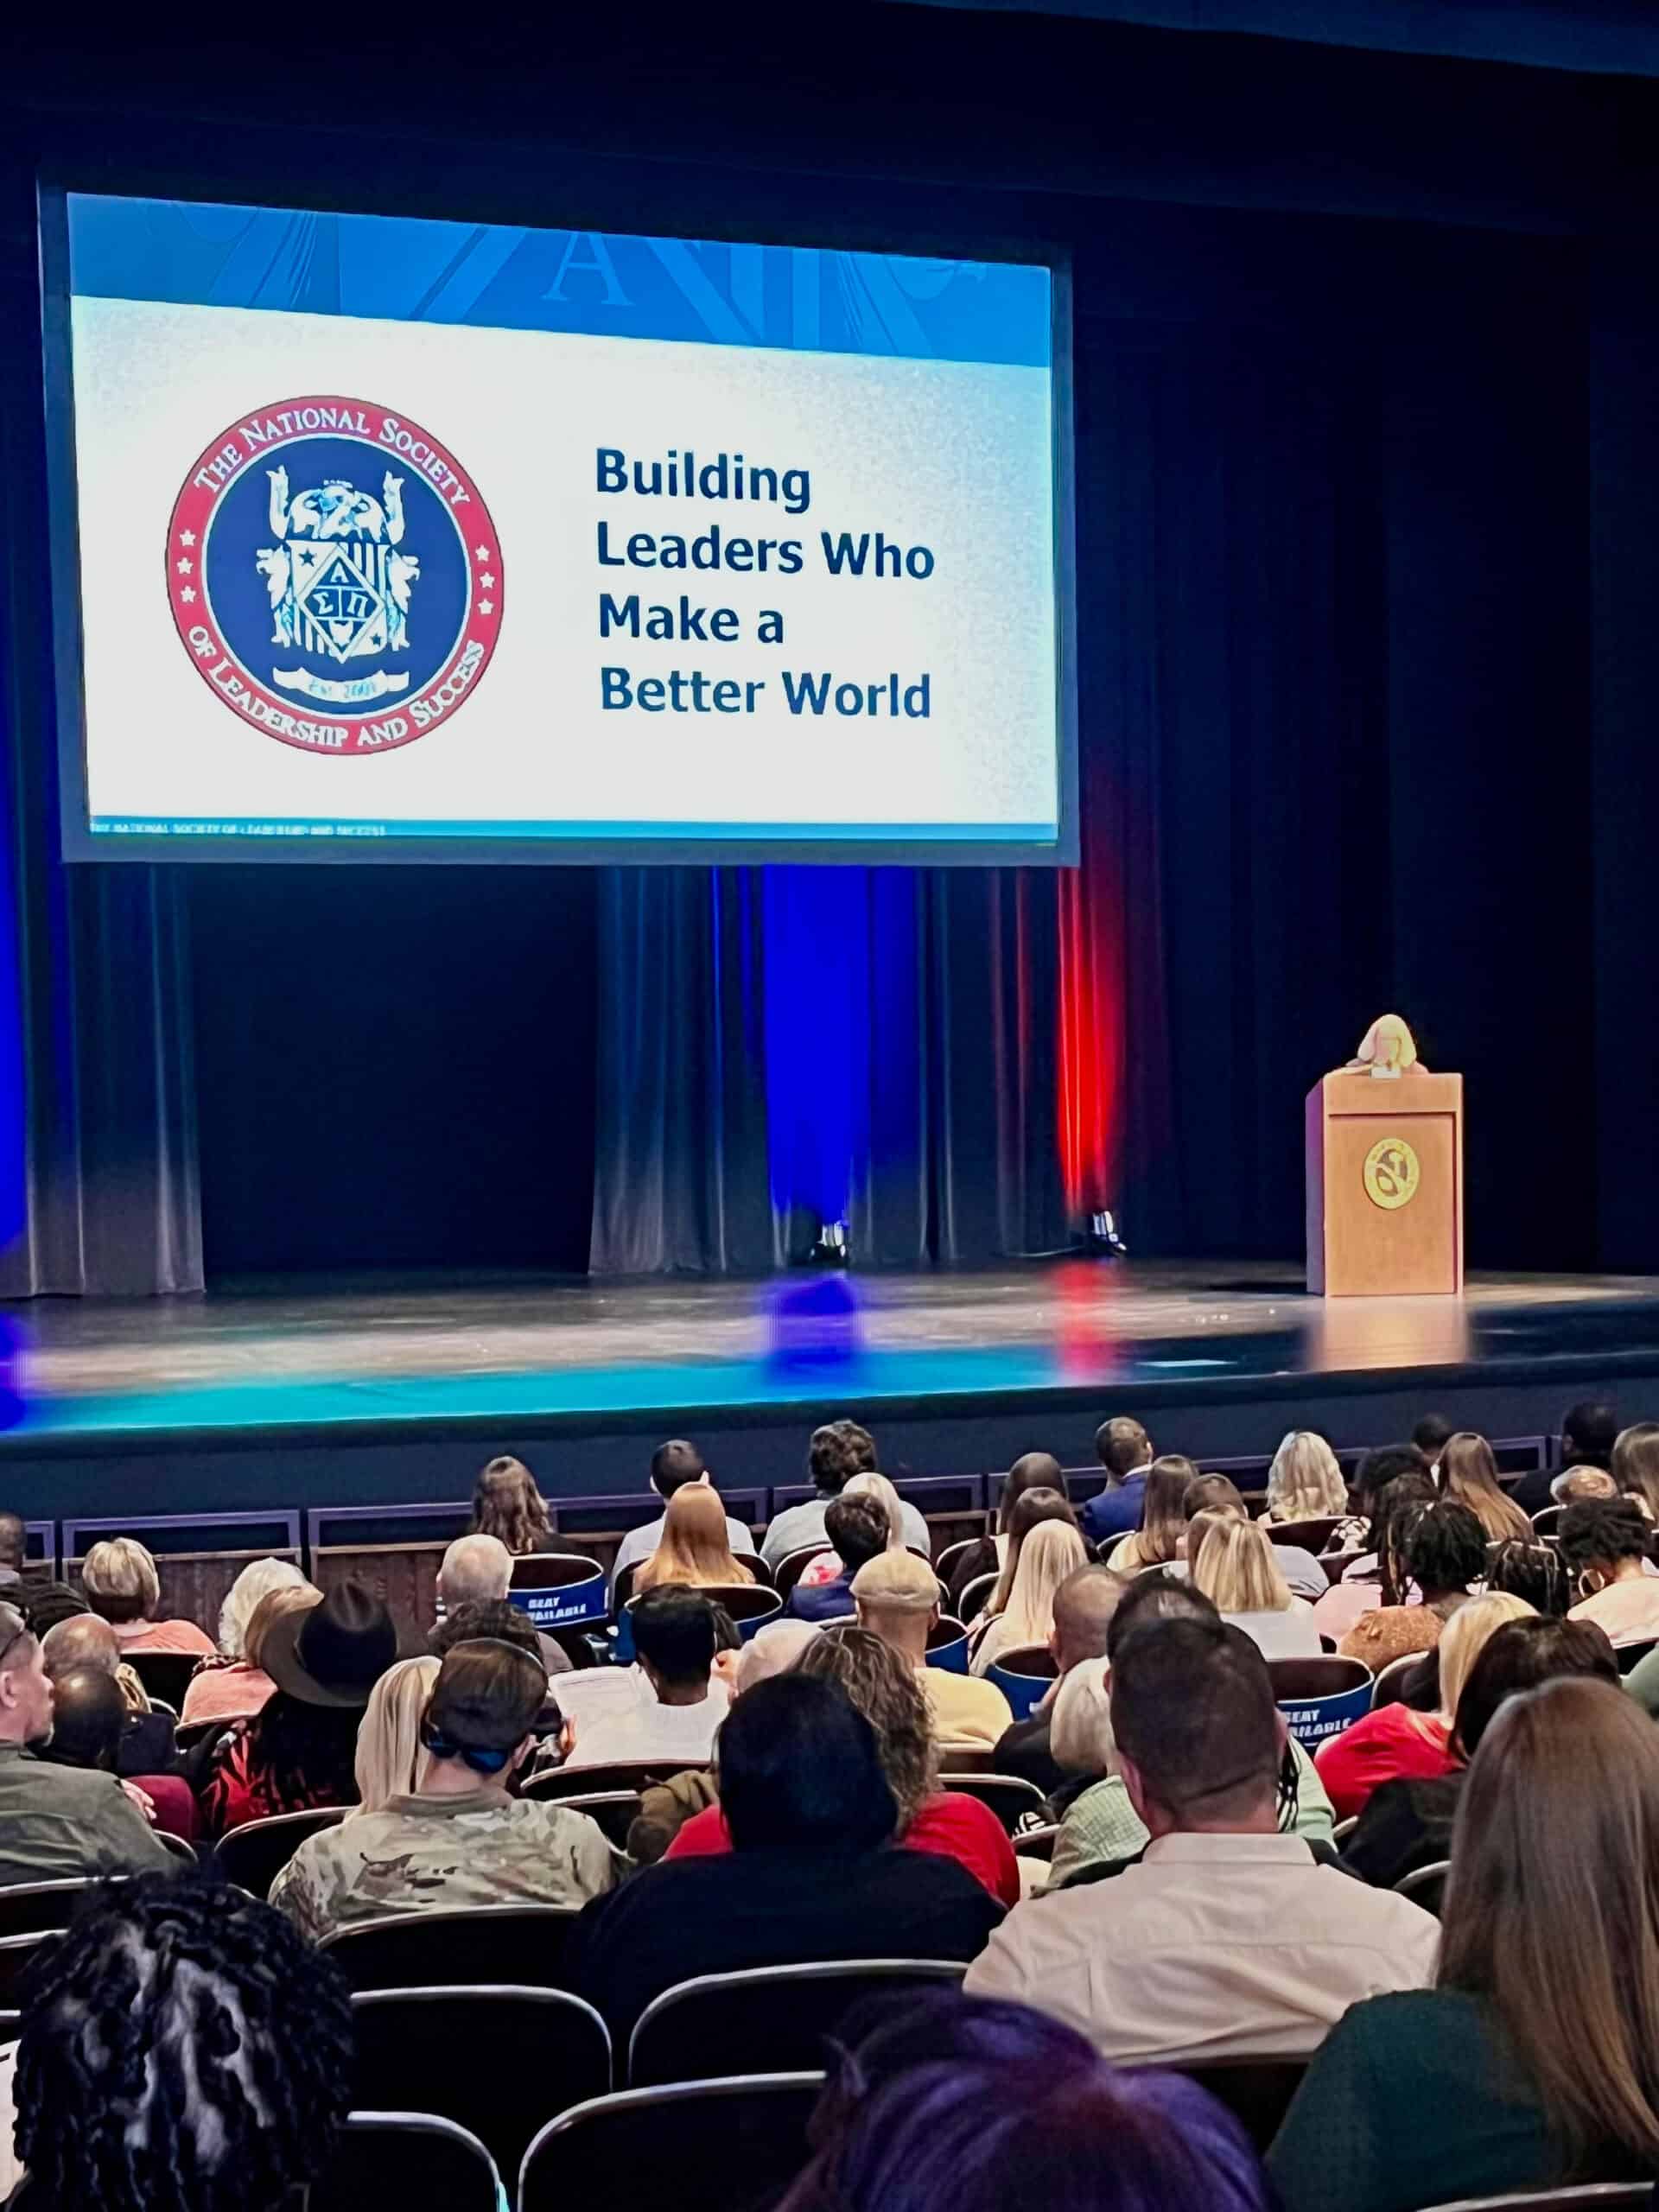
[311,2112,502,2212]
[518,2073,826,2212]
[939,1772,1049,1833]
[1395,1860,1451,1916]
[627,1959,968,2086]
[215,1806,347,1898]
[319,1904,583,1995]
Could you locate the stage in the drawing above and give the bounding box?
[4,1262,1659,1525]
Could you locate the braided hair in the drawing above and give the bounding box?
[15,1874,354,2212]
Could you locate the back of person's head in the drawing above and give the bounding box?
[851,1549,940,1650]
[995,1518,1089,1644]
[1433,1592,1535,1726]
[22,1580,92,1638]
[1562,1401,1619,1469]
[989,1487,1080,1615]
[824,1493,894,1579]
[469,1454,550,1554]
[422,1637,549,1777]
[1452,1617,1619,1759]
[1051,1564,1126,1671]
[636,1482,747,1592]
[1190,1516,1293,1616]
[1181,1473,1248,1522]
[1560,1495,1653,1588]
[217,1557,308,1661]
[1265,1432,1347,1522]
[1562,1467,1618,1503]
[650,1437,708,1497]
[1611,1422,1659,1521]
[807,1419,879,1497]
[1103,1572,1221,1663]
[0,1511,23,1570]
[37,1665,125,1770]
[717,1672,897,1853]
[777,1993,1271,2212]
[842,1472,905,1548]
[79,1537,161,1626]
[430,1597,543,1662]
[243,1583,323,1674]
[1096,1415,1153,1478]
[1438,1433,1530,1542]
[1397,1497,1489,1599]
[735,1619,821,1694]
[1047,1656,1116,1778]
[1442,1678,1659,2165]
[1111,1618,1281,1831]
[797,1625,934,1824]
[631,1586,717,1690]
[1135,1456,1201,1560]
[1484,1538,1569,1617]
[39,1611,120,1681]
[353,1654,442,1813]
[16,1873,354,2212]
[1352,1444,1432,1527]
[997,1452,1065,1531]
[1408,1414,1452,1460]
[1183,1507,1242,1578]
[438,1531,513,1611]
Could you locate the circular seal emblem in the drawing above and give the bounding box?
[1363,1137,1421,1211]
[167,396,502,755]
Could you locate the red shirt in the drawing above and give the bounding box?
[1315,1704,1455,1821]
[665,1791,1020,1909]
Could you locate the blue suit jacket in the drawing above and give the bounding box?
[1079,1471,1148,1544]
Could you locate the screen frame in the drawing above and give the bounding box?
[41,181,1078,870]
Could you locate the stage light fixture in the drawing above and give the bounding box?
[807,1219,851,1268]
[1082,1207,1128,1259]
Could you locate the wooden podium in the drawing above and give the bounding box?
[1306,1071,1463,1296]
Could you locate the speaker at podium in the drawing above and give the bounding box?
[1306,1015,1463,1297]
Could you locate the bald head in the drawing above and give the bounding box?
[1051,1565,1128,1672]
[41,1666,125,1771]
[41,1613,120,1681]
[438,1533,512,1611]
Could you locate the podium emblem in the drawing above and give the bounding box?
[1363,1137,1421,1211]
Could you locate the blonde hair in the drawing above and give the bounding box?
[353,1656,441,1815]
[1436,1591,1535,1724]
[1266,1433,1348,1522]
[1192,1516,1294,1614]
[634,1483,756,1592]
[1440,1433,1532,1545]
[244,1584,321,1673]
[977,1519,1088,1657]
[1048,1659,1115,1777]
[842,1472,905,1548]
[218,1557,309,1659]
[81,1539,161,1625]
[1356,1013,1419,1069]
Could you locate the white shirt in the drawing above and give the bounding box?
[612,1506,757,1590]
[965,1829,1439,2065]
[560,1677,730,1769]
[1224,1601,1324,1661]
[761,1496,931,1568]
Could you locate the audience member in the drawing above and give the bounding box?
[1561,1495,1659,1647]
[633,1482,758,1592]
[1106,1455,1198,1573]
[198,1579,401,1837]
[1189,1516,1321,1659]
[468,1452,563,1554]
[971,1512,1089,1675]
[667,1625,1019,1905]
[1079,1415,1155,1543]
[1485,1536,1570,1615]
[0,1511,22,1591]
[1437,1432,1531,1543]
[779,1993,1274,2212]
[764,1421,930,1566]
[79,1537,216,1656]
[966,1617,1438,2060]
[994,1563,1124,1793]
[611,1437,759,1590]
[40,1611,178,1775]
[1315,1591,1534,1821]
[564,1586,730,1766]
[946,1452,1066,1603]
[272,1637,614,1941]
[1410,1413,1453,1470]
[1264,1431,1349,1525]
[435,1530,572,1674]
[1321,1446,1433,1587]
[430,1594,546,1666]
[1512,1399,1619,1515]
[19,1580,92,1637]
[0,1598,172,1885]
[1272,1678,1659,2212]
[182,1567,320,1725]
[1180,1475,1328,1600]
[1043,1578,1333,1888]
[32,1650,196,1843]
[1560,1466,1618,1503]
[567,1673,1003,2042]
[1341,1616,1618,1888]
[792,1470,917,1594]
[788,1493,893,1622]
[1611,1421,1659,1522]
[13,1875,354,2212]
[1337,1498,1487,1666]
[349,1654,442,1815]
[853,1548,1013,1747]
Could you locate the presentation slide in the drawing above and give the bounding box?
[46,193,1072,864]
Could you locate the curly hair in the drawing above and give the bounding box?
[15,1874,354,2212]
[807,1420,879,1496]
[469,1454,551,1556]
[1389,1498,1489,1605]
[796,1624,935,1824]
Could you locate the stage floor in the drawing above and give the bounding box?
[8,1260,1659,1442]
